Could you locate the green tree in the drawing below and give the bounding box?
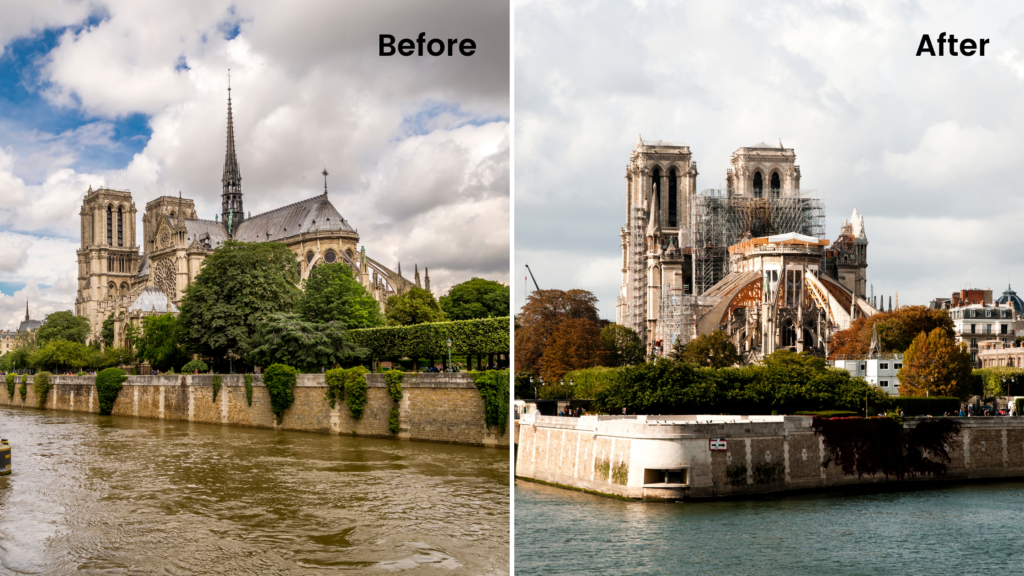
[178,241,302,368]
[28,339,92,372]
[898,328,973,399]
[670,330,740,368]
[247,312,367,372]
[35,311,90,346]
[385,286,446,326]
[101,313,115,347]
[136,314,189,371]
[600,324,645,367]
[297,263,385,329]
[439,278,510,320]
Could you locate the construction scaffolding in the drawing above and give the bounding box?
[628,205,648,343]
[652,190,827,350]
[691,190,825,296]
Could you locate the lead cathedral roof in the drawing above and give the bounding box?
[232,194,354,243]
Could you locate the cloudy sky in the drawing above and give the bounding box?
[515,0,1024,319]
[0,0,509,330]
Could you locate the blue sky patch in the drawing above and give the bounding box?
[398,101,508,139]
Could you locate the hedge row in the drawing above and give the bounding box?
[349,317,509,359]
[889,397,961,416]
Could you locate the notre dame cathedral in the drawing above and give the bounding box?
[75,86,428,347]
[616,137,878,361]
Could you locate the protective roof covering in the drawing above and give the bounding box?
[129,286,179,313]
[185,219,228,249]
[997,285,1024,313]
[232,195,354,243]
[766,232,825,244]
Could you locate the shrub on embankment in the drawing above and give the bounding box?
[470,370,509,435]
[5,373,15,399]
[324,366,369,418]
[264,364,297,424]
[96,368,127,415]
[593,351,891,415]
[33,371,52,409]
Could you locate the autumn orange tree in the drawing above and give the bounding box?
[515,289,600,375]
[538,318,604,385]
[830,305,952,358]
[897,327,972,399]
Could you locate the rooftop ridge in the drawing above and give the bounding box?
[244,194,334,223]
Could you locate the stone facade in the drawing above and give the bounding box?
[515,413,1024,500]
[0,373,508,448]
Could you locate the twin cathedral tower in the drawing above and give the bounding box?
[75,85,427,346]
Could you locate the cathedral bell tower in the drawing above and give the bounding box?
[222,74,243,236]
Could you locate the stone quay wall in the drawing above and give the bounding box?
[0,373,508,448]
[515,414,1024,499]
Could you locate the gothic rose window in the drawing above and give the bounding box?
[324,250,337,263]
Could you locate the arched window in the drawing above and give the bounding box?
[108,282,116,296]
[324,250,337,264]
[651,167,661,214]
[771,172,781,199]
[120,282,128,293]
[753,172,763,198]
[306,251,315,264]
[107,205,113,244]
[668,168,678,227]
[117,207,123,246]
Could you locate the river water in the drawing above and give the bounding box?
[0,407,509,575]
[516,479,1024,575]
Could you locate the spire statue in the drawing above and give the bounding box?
[222,71,243,232]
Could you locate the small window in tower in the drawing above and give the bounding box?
[668,168,678,227]
[753,172,763,198]
[117,207,123,247]
[324,250,337,264]
[107,205,113,244]
[771,172,781,198]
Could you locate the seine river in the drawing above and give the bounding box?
[516,479,1024,575]
[0,407,509,575]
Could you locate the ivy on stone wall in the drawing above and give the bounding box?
[384,371,403,434]
[342,367,368,419]
[33,371,52,409]
[349,317,509,360]
[388,406,400,435]
[470,370,509,435]
[813,416,962,479]
[5,373,15,399]
[384,371,404,402]
[244,374,253,406]
[324,368,344,409]
[211,375,222,403]
[18,375,27,402]
[264,364,297,424]
[96,368,127,415]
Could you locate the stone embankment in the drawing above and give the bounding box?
[1,373,508,448]
[515,413,1024,499]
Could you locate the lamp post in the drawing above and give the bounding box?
[530,376,536,400]
[446,337,453,372]
[228,348,233,374]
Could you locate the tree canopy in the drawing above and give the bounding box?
[246,312,367,372]
[385,286,446,326]
[297,263,385,329]
[515,289,601,375]
[101,313,115,347]
[136,314,190,371]
[830,306,953,358]
[178,241,302,368]
[36,311,91,346]
[599,324,645,367]
[439,278,510,320]
[897,328,973,399]
[538,318,604,383]
[670,329,740,368]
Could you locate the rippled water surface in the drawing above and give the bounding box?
[0,407,509,575]
[516,478,1024,575]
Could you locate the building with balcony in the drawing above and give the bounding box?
[947,287,1021,367]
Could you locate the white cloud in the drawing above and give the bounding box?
[0,234,31,272]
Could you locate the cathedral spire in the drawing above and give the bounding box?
[222,70,243,233]
[25,299,29,322]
